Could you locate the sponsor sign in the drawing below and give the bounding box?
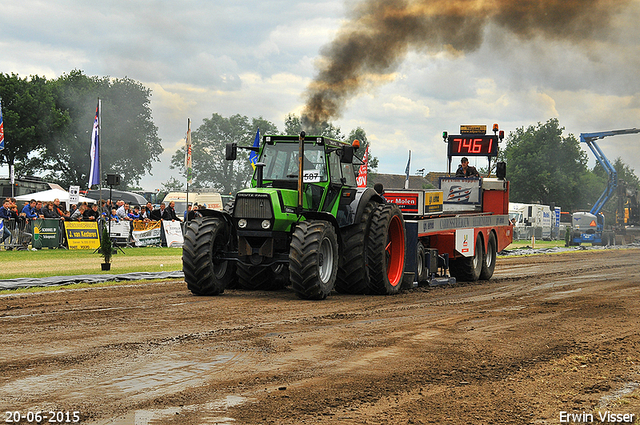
[108,221,131,239]
[385,191,419,214]
[439,178,481,205]
[162,220,184,248]
[455,228,475,257]
[64,221,100,250]
[132,221,162,247]
[32,219,60,249]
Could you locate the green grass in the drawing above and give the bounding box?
[504,239,568,250]
[0,246,183,279]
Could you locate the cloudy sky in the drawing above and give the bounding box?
[2,0,640,192]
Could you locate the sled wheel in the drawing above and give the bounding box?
[449,233,483,282]
[480,232,497,280]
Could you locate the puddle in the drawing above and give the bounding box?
[102,353,243,398]
[598,381,640,408]
[93,395,248,425]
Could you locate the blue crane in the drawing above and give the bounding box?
[571,128,640,245]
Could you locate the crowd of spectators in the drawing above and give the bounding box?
[1,197,190,251]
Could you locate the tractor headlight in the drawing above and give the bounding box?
[261,220,271,229]
[238,219,247,229]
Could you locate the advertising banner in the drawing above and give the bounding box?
[64,221,100,250]
[108,221,131,239]
[439,177,481,205]
[162,220,184,248]
[132,221,162,247]
[32,219,60,249]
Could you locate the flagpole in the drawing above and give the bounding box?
[98,98,103,205]
[185,118,192,222]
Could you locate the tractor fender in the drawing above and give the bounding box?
[196,209,236,240]
[302,211,340,233]
[351,188,385,225]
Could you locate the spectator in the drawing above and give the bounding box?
[115,200,128,220]
[162,201,181,222]
[22,199,38,219]
[83,204,100,221]
[128,206,142,221]
[1,199,12,248]
[150,203,165,221]
[53,198,70,220]
[184,204,192,221]
[34,201,46,218]
[110,208,120,222]
[70,204,86,221]
[142,202,154,220]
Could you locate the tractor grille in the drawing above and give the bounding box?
[234,194,273,219]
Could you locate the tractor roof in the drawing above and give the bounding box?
[262,134,349,148]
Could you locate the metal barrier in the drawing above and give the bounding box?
[1,218,33,250]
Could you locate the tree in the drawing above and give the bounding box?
[171,114,278,194]
[284,113,344,139]
[0,73,67,179]
[37,70,163,189]
[592,157,640,216]
[346,126,379,177]
[502,119,589,211]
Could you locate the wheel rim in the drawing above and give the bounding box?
[318,236,334,284]
[386,214,405,287]
[485,240,495,268]
[472,238,482,270]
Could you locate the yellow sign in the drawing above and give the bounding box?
[64,221,101,250]
[460,125,487,134]
[425,191,444,213]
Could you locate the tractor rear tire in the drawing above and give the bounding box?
[335,200,378,294]
[237,263,288,291]
[183,217,236,295]
[367,204,406,295]
[449,234,483,282]
[480,232,497,280]
[290,220,339,300]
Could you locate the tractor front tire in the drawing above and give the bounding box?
[183,217,236,295]
[290,220,339,300]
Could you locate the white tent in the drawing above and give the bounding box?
[15,188,97,205]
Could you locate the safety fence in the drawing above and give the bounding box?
[1,218,185,251]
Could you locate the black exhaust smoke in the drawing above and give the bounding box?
[301,0,628,127]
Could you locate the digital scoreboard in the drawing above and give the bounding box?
[447,135,499,157]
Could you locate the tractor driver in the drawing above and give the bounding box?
[455,157,480,178]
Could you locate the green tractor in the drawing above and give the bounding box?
[182,132,407,300]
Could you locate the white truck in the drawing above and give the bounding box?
[509,202,556,240]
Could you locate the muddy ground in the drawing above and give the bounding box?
[1,248,639,425]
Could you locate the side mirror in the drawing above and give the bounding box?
[340,146,354,163]
[496,161,506,180]
[226,143,237,161]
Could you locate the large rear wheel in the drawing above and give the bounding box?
[183,217,236,295]
[367,204,406,295]
[290,220,339,300]
[335,200,378,294]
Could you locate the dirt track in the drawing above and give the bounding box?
[1,248,639,425]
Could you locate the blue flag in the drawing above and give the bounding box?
[88,101,100,187]
[0,99,5,151]
[250,128,260,169]
[404,150,411,189]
